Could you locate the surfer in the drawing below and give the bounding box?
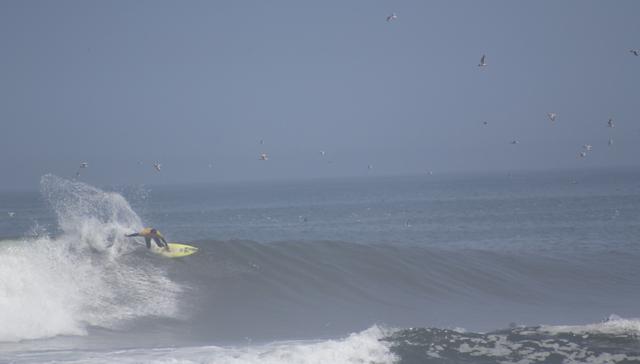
[125,228,170,251]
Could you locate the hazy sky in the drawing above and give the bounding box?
[1,0,639,189]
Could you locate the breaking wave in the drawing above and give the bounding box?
[0,175,182,342]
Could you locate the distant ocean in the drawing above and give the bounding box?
[1,169,640,363]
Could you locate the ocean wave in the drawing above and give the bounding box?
[112,237,640,344]
[4,176,640,346]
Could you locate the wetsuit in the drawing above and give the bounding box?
[126,228,169,250]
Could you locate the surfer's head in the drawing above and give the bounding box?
[150,228,157,234]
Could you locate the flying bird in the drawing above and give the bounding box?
[483,121,488,126]
[386,13,397,22]
[75,161,88,177]
[630,49,640,56]
[511,140,519,145]
[367,164,374,170]
[547,112,557,122]
[478,54,487,68]
[583,144,593,152]
[8,212,15,217]
[320,150,326,157]
[607,118,615,128]
[153,162,162,172]
[259,153,269,161]
[579,151,587,158]
[609,138,614,146]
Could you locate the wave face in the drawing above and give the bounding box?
[156,238,640,344]
[0,175,182,342]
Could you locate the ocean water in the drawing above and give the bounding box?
[1,169,640,363]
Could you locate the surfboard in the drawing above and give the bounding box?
[151,242,199,258]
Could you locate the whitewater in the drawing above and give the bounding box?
[0,175,181,343]
[1,170,640,363]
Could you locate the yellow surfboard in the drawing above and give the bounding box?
[151,242,199,258]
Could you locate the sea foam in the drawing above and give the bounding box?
[8,326,396,364]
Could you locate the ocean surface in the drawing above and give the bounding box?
[1,169,640,363]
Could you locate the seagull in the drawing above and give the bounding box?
[483,121,488,126]
[547,112,557,122]
[8,212,15,217]
[320,150,326,157]
[427,170,434,175]
[608,118,615,128]
[259,153,268,161]
[579,151,587,158]
[583,144,593,151]
[386,13,397,22]
[609,138,614,146]
[259,139,264,145]
[478,54,487,68]
[153,162,162,172]
[511,140,519,145]
[75,161,88,177]
[630,49,640,56]
[367,164,374,170]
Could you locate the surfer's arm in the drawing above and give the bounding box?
[125,233,140,237]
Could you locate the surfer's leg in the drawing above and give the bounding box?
[145,237,151,249]
[152,237,164,248]
[160,237,170,250]
[156,237,170,251]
